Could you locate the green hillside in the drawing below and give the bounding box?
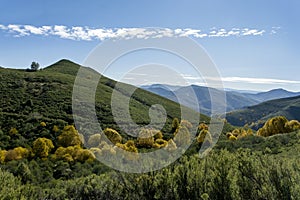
[0,59,212,148]
[226,95,300,129]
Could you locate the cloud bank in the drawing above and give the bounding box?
[197,76,299,85]
[0,24,280,41]
[221,77,300,85]
[181,74,300,85]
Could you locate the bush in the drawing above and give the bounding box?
[103,128,122,145]
[136,129,155,148]
[257,116,300,137]
[57,125,83,147]
[33,138,54,158]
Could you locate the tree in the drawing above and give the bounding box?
[154,130,163,140]
[229,135,237,141]
[89,147,102,158]
[116,140,138,153]
[226,128,253,140]
[197,129,212,144]
[9,127,18,137]
[74,148,95,162]
[0,150,7,163]
[197,123,208,136]
[285,120,300,131]
[124,140,138,153]
[115,140,139,160]
[153,139,168,148]
[30,61,40,71]
[52,125,60,133]
[32,137,54,158]
[5,147,29,161]
[55,146,75,162]
[54,145,95,162]
[57,125,83,147]
[198,123,208,131]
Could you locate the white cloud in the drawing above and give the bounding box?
[227,30,240,36]
[53,25,73,39]
[0,24,278,41]
[7,24,29,36]
[0,24,7,30]
[177,28,202,37]
[242,29,265,36]
[126,72,148,76]
[181,74,203,80]
[270,26,281,35]
[181,75,300,86]
[87,28,115,40]
[71,26,90,40]
[24,25,51,35]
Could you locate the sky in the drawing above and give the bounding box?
[0,0,300,91]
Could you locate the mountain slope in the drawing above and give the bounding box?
[226,95,300,129]
[0,59,209,144]
[142,84,259,115]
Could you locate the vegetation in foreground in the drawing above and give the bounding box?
[1,114,300,199]
[1,143,300,199]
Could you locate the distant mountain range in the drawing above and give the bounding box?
[226,95,300,129]
[224,88,260,94]
[141,84,300,116]
[241,88,300,102]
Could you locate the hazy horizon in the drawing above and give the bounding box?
[2,58,300,93]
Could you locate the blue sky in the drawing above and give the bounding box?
[1,0,300,91]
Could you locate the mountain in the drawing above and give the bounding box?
[242,88,300,102]
[140,84,178,100]
[224,88,260,94]
[176,85,261,115]
[141,84,260,115]
[0,59,209,141]
[141,84,182,91]
[141,84,300,115]
[226,95,300,129]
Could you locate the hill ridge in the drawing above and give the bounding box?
[226,94,300,129]
[0,60,209,142]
